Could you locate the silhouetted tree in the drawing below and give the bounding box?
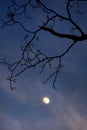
[0,0,87,90]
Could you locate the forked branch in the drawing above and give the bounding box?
[0,0,87,90]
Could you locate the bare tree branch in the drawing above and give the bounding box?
[0,0,87,90]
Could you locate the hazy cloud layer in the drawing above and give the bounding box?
[0,95,87,130]
[0,68,87,130]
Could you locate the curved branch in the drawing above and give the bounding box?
[0,0,87,90]
[40,26,87,41]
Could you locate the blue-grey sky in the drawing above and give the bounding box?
[0,0,87,130]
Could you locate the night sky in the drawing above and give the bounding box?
[0,0,87,130]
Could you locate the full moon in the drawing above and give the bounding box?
[42,97,50,104]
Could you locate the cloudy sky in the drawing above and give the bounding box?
[0,0,87,130]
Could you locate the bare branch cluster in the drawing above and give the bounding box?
[0,0,87,90]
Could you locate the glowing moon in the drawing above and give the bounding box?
[42,97,50,104]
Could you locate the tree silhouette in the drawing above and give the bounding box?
[0,0,87,90]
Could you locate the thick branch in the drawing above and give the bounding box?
[0,0,87,90]
[40,26,87,41]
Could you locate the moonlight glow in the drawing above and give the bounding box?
[42,97,50,104]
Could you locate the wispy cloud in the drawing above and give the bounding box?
[0,92,87,130]
[0,112,22,130]
[0,67,87,130]
[66,106,87,130]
